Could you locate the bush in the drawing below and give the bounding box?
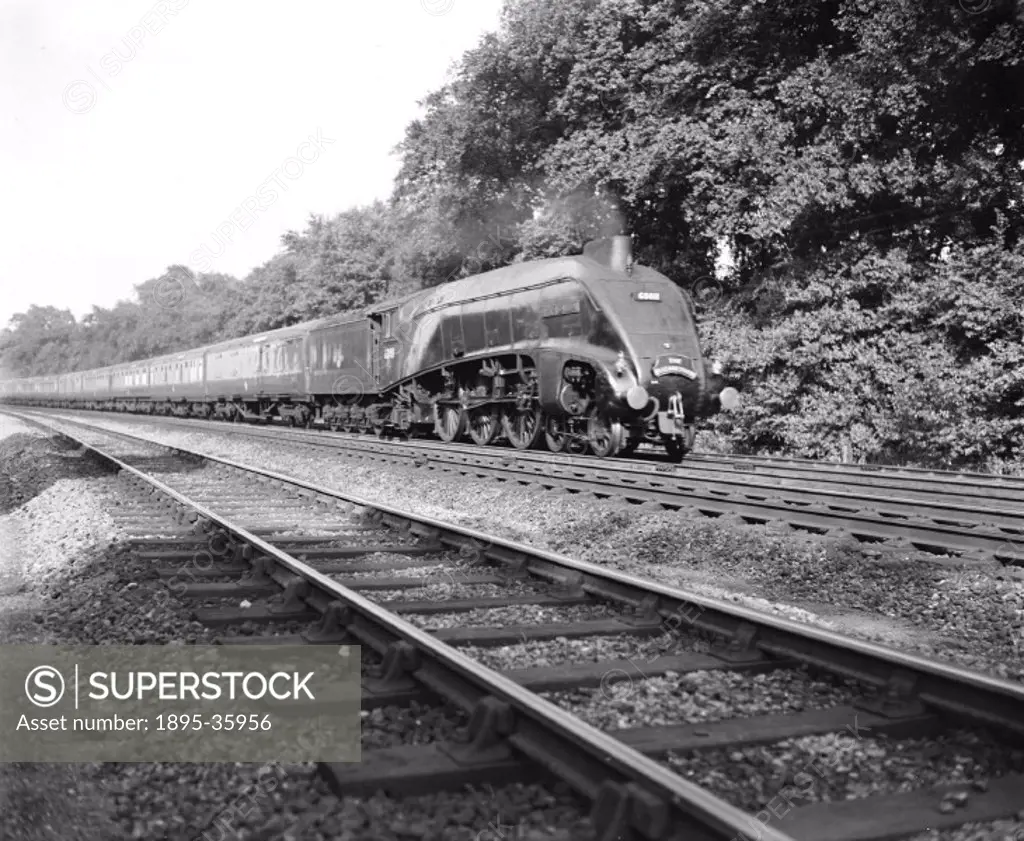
[699,239,1024,469]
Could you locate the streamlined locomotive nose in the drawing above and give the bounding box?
[616,353,737,445]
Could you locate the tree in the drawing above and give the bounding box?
[0,306,78,376]
[7,0,1024,468]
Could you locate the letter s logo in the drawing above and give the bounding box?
[25,666,66,707]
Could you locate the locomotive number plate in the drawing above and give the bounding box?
[633,291,661,302]
[652,355,697,379]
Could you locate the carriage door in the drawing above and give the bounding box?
[379,310,402,386]
[257,341,268,395]
[370,318,381,387]
[284,337,303,394]
[370,310,400,388]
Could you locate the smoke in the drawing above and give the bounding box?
[514,180,628,260]
[536,184,626,236]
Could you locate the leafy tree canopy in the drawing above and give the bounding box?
[5,0,1024,467]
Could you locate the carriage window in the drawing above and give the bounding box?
[383,314,392,337]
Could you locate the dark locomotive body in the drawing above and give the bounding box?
[0,237,737,460]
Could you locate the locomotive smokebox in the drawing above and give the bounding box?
[583,235,633,274]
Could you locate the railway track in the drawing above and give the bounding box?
[26,407,1024,570]
[8,409,1024,841]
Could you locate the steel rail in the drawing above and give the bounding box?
[28,409,1024,567]
[15,410,1024,734]
[686,450,1024,486]
[14,401,1024,492]
[23,407,1024,508]
[13,408,1024,838]
[243,421,1024,508]
[11,409,796,841]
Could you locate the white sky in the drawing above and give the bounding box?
[0,0,503,328]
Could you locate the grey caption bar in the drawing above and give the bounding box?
[2,645,361,762]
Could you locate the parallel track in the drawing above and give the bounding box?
[27,408,1024,569]
[9,408,1024,841]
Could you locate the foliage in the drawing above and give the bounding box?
[0,205,398,374]
[4,0,1024,468]
[0,306,78,377]
[701,237,1024,466]
[228,202,399,335]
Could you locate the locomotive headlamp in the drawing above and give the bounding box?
[719,387,740,411]
[627,385,649,410]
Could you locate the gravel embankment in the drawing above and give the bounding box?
[0,417,596,840]
[667,728,1024,818]
[545,667,858,731]
[36,414,1023,839]
[458,632,713,671]
[368,579,545,602]
[357,568,1024,840]
[404,598,616,626]
[53,415,1024,685]
[330,556,491,580]
[906,820,1024,841]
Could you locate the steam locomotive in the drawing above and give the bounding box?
[0,236,738,460]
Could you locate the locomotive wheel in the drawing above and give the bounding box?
[543,415,569,453]
[435,405,466,442]
[587,413,625,458]
[503,407,543,449]
[467,408,499,446]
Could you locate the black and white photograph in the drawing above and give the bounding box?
[1,0,1024,839]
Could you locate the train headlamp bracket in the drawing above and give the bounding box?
[656,393,688,436]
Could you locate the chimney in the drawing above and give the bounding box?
[583,235,633,274]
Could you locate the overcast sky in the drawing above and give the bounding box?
[0,0,503,328]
